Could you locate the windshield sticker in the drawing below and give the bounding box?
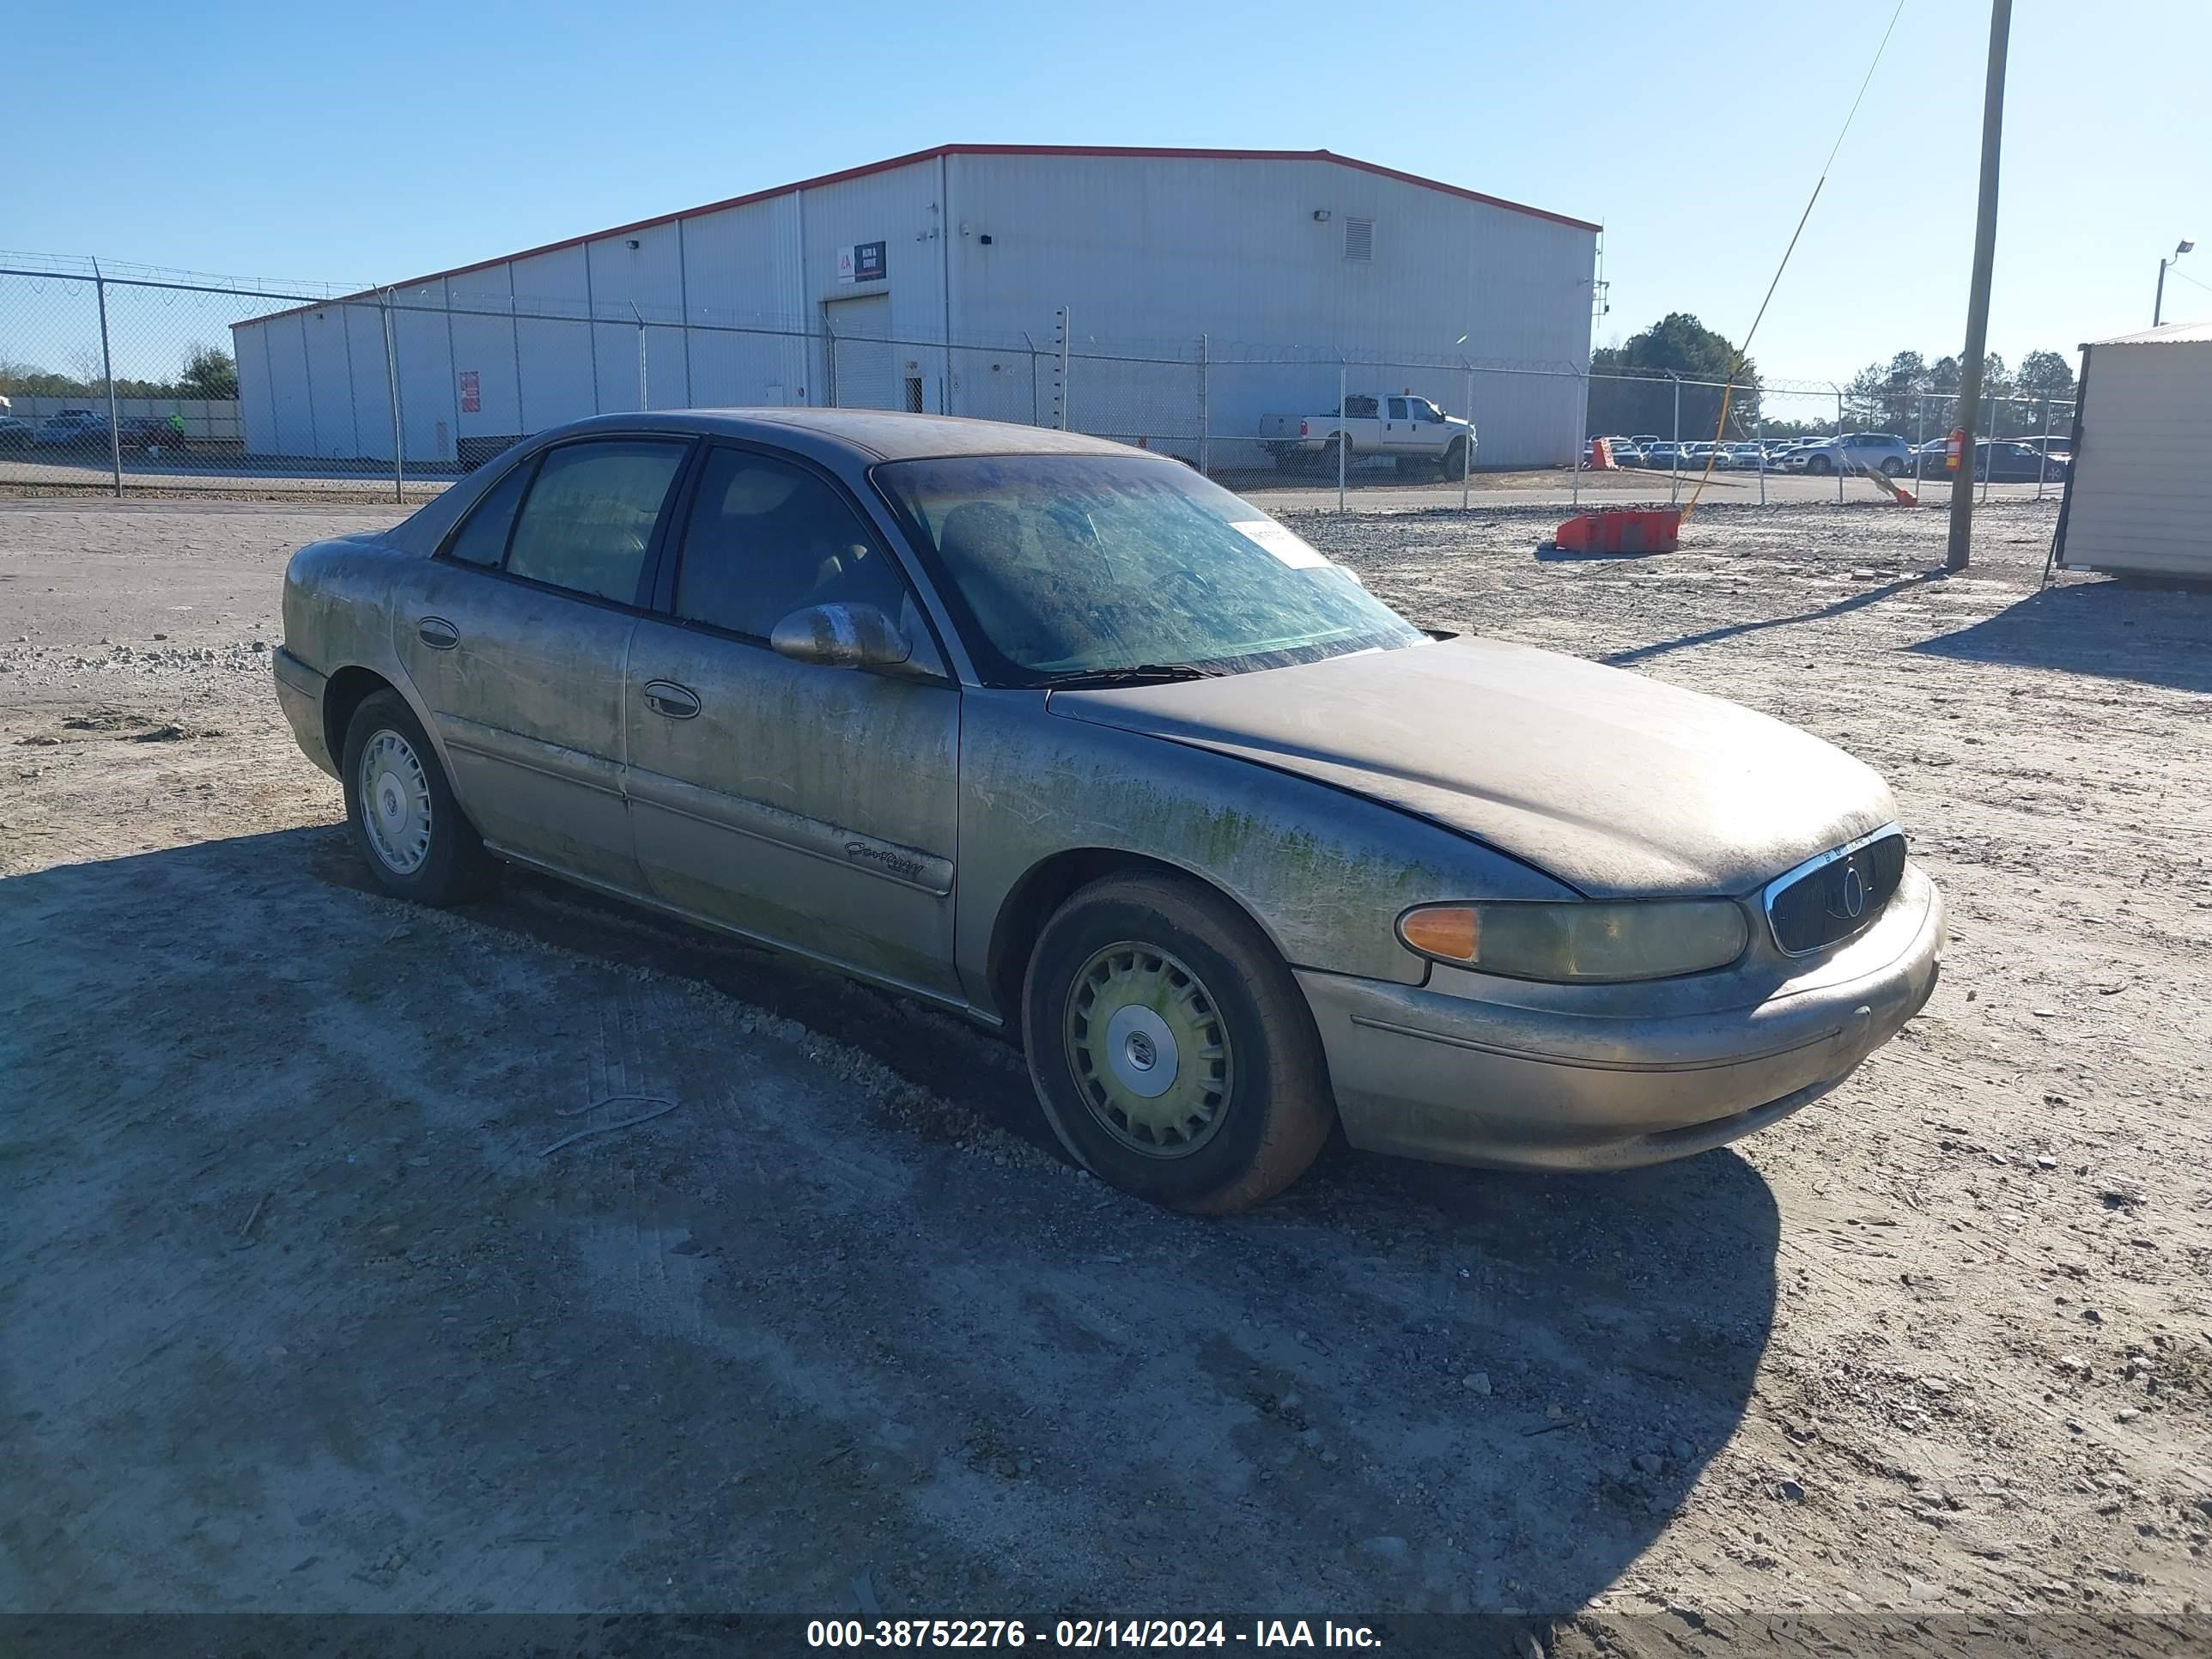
[1231,520,1330,569]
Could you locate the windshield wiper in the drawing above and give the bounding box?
[1036,662,1225,689]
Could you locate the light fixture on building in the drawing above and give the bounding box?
[1312,210,1331,222]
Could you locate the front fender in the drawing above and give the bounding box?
[953,690,1576,1017]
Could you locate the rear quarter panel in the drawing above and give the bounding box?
[282,535,438,762]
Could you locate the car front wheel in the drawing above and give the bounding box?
[1022,872,1335,1213]
[341,689,489,904]
[1880,457,1904,477]
[1808,454,1834,474]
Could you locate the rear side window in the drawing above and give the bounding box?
[443,461,533,567]
[673,447,908,639]
[505,440,687,604]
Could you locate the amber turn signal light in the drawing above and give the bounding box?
[1397,905,1479,963]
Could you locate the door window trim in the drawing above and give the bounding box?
[433,450,543,571]
[432,432,702,616]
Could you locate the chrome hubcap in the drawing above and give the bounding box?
[1064,942,1232,1158]
[358,728,433,875]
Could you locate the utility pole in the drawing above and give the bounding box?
[1947,0,2012,572]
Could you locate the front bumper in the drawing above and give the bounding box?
[271,647,336,779]
[1297,865,1945,1173]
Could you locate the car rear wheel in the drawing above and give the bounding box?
[341,689,489,905]
[1022,872,1335,1213]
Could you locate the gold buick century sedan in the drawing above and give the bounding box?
[274,410,1944,1212]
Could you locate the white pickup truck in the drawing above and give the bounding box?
[1260,392,1475,474]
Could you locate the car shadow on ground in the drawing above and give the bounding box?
[1908,574,2212,691]
[8,827,1779,1616]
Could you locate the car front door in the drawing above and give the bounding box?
[623,443,963,1000]
[389,434,690,893]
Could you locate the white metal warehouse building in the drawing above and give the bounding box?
[232,143,1600,470]
[2054,321,2212,580]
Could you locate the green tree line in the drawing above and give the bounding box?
[1589,315,2081,442]
[0,343,238,402]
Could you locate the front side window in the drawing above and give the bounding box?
[443,460,533,567]
[504,440,687,603]
[673,447,909,639]
[875,453,1424,686]
[1387,398,1408,421]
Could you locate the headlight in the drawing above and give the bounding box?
[1397,900,1750,982]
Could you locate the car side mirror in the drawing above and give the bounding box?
[769,601,915,672]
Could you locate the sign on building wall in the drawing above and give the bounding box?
[836,242,887,285]
[459,370,481,415]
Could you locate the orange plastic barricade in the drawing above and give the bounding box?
[1549,507,1681,555]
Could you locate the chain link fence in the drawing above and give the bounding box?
[1590,372,2075,507]
[3,255,2073,511]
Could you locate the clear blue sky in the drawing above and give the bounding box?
[9,0,2205,389]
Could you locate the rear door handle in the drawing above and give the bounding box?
[416,617,459,650]
[642,680,701,720]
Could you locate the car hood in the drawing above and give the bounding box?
[1047,636,1898,897]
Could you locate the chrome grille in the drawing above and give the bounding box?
[1764,829,1907,957]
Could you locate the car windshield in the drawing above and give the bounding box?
[874,453,1425,685]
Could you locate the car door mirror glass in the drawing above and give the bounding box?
[769,602,915,672]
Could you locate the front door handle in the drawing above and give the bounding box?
[642,679,702,720]
[416,617,459,651]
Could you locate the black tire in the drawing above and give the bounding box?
[1022,871,1335,1214]
[1808,453,1834,475]
[340,688,490,905]
[1326,434,1352,477]
[1879,457,1904,477]
[1443,435,1468,478]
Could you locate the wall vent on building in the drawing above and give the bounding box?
[1343,217,1374,261]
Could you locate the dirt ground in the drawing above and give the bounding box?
[1,494,2208,1650]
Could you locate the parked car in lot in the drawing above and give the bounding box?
[1641,440,1686,470]
[1713,442,1767,471]
[1782,432,1913,477]
[29,409,176,453]
[34,409,111,447]
[1909,437,2067,482]
[0,415,31,450]
[1261,392,1474,475]
[274,410,1943,1212]
[1973,440,2067,482]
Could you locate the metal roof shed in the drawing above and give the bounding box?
[2054,321,2212,580]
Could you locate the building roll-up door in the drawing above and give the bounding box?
[824,295,896,410]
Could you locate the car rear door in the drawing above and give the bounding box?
[388,434,690,893]
[623,441,963,1000]
[1382,397,1413,454]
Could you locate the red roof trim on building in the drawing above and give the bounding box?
[240,144,1598,325]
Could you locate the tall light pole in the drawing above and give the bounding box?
[2154,239,2196,327]
[1946,0,2013,573]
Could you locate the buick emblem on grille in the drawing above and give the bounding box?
[1830,862,1868,920]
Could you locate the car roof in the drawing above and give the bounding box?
[383,408,1174,556]
[538,408,1147,464]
